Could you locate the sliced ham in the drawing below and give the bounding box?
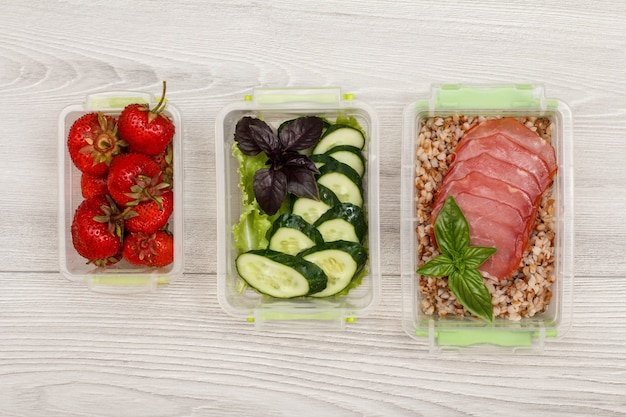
[431,118,557,281]
[452,133,553,190]
[441,153,543,204]
[462,117,557,173]
[432,172,537,226]
[433,192,530,281]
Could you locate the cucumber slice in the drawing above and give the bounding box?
[300,241,368,297]
[291,184,340,224]
[268,214,324,255]
[312,124,365,154]
[236,250,327,298]
[316,160,363,207]
[324,145,365,177]
[310,153,335,170]
[314,203,367,243]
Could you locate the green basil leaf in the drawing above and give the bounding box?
[462,246,498,269]
[416,254,455,277]
[434,196,471,257]
[448,269,493,323]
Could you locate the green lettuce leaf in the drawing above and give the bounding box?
[334,115,366,137]
[232,143,290,252]
[232,204,272,252]
[233,143,268,205]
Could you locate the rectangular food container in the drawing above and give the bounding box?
[216,87,380,330]
[400,84,574,353]
[58,90,184,293]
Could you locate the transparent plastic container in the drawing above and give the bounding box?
[400,84,574,353]
[58,90,184,293]
[216,87,380,330]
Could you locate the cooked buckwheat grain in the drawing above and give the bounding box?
[415,115,555,321]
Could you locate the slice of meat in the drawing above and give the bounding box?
[452,133,553,190]
[432,192,528,280]
[433,171,536,226]
[462,117,557,173]
[429,118,558,281]
[441,153,543,204]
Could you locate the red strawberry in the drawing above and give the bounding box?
[125,190,174,234]
[152,141,174,186]
[68,112,127,177]
[123,230,174,267]
[118,81,175,156]
[107,153,169,208]
[80,173,109,198]
[71,195,124,266]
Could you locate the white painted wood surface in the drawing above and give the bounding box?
[2,0,626,415]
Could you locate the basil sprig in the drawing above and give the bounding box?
[417,196,496,323]
[234,116,325,215]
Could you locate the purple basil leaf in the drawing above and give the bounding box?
[282,152,320,174]
[278,116,324,152]
[249,124,281,160]
[234,116,266,156]
[253,168,287,215]
[284,166,319,200]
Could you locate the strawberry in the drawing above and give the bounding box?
[107,153,169,208]
[80,173,109,198]
[118,81,175,156]
[125,190,174,234]
[67,112,126,177]
[71,195,124,266]
[152,141,174,186]
[122,230,174,267]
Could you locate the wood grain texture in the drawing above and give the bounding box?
[1,0,626,415]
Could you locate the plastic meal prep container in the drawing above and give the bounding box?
[58,90,184,293]
[400,84,574,353]
[215,87,380,330]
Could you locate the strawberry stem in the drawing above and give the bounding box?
[152,81,167,115]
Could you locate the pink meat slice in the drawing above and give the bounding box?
[433,172,536,226]
[432,192,528,281]
[462,117,557,173]
[452,133,553,191]
[441,153,543,204]
[429,118,557,281]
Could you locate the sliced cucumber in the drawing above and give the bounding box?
[314,203,367,243]
[316,160,363,207]
[312,124,365,154]
[310,153,336,170]
[268,213,324,255]
[236,250,327,298]
[291,184,340,224]
[324,145,365,177]
[300,241,368,297]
